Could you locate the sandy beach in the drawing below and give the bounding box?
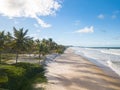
[42,48,120,90]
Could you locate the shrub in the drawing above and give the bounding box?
[0,65,25,90]
[0,63,47,90]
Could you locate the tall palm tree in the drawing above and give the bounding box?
[35,39,41,58]
[12,27,32,63]
[0,31,5,63]
[35,39,44,63]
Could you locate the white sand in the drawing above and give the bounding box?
[36,48,120,90]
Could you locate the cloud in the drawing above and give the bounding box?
[0,0,61,28]
[98,14,104,19]
[34,16,51,28]
[75,26,94,33]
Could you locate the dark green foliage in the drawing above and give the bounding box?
[0,63,47,90]
[0,65,25,90]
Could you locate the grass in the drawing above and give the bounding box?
[0,62,47,90]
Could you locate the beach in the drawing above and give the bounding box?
[44,48,120,90]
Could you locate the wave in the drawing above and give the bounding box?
[72,47,120,76]
[107,60,120,76]
[100,49,120,56]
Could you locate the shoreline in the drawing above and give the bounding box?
[44,48,120,90]
[73,47,120,77]
[77,54,120,78]
[72,47,120,79]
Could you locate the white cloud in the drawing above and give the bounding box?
[98,14,104,19]
[0,0,61,28]
[75,26,94,33]
[34,16,51,28]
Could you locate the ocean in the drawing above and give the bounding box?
[72,47,120,76]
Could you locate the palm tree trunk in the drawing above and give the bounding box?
[16,52,18,63]
[0,53,1,64]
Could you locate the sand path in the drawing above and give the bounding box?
[45,48,120,90]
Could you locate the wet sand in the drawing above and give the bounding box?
[44,48,120,90]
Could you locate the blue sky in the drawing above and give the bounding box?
[0,0,120,47]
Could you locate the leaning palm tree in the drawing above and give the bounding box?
[0,31,5,63]
[12,27,32,63]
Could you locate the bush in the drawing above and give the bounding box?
[0,63,47,90]
[0,65,25,90]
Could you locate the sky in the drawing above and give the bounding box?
[0,0,120,47]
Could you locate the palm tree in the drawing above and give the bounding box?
[26,39,34,57]
[41,39,49,55]
[35,39,48,62]
[4,32,13,53]
[48,38,53,52]
[56,45,65,54]
[35,39,41,58]
[0,31,5,63]
[12,27,32,63]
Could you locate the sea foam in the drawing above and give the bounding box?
[72,47,120,76]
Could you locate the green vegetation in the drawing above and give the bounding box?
[0,27,65,89]
[0,62,47,90]
[0,27,65,64]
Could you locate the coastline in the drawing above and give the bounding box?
[77,53,120,78]
[43,48,120,90]
[74,47,120,78]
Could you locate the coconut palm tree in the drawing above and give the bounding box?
[35,39,44,63]
[12,27,32,63]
